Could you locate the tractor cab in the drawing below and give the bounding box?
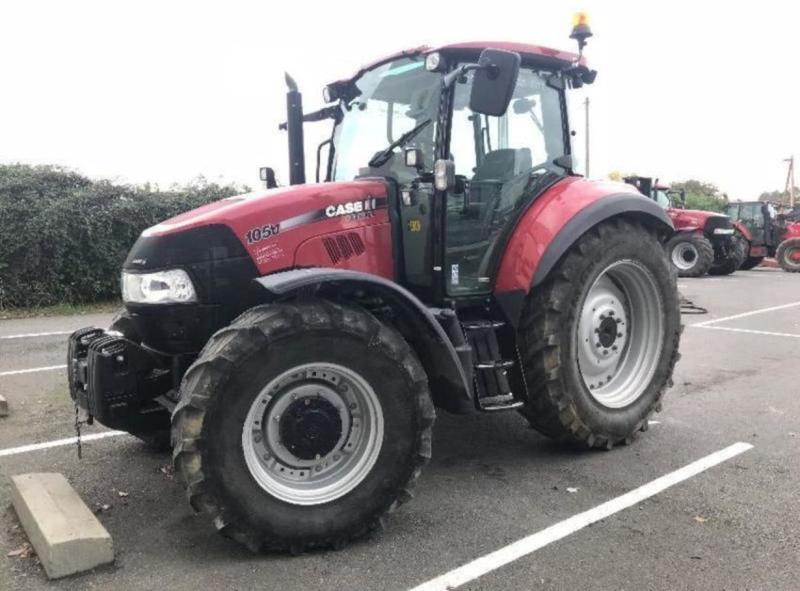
[275,41,596,303]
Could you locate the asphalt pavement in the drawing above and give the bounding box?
[1,267,798,590]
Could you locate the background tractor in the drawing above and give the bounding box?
[725,201,800,272]
[624,176,743,276]
[67,19,681,554]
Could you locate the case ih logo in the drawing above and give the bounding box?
[325,198,378,220]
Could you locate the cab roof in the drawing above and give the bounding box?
[330,41,584,88]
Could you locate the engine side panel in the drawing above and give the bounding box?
[294,224,395,279]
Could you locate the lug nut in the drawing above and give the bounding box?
[595,342,602,348]
[617,332,623,338]
[608,310,614,316]
[603,350,609,355]
[594,328,600,334]
[615,318,622,324]
[612,345,618,351]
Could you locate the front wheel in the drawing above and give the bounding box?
[518,218,681,449]
[776,238,800,272]
[172,300,434,552]
[708,237,744,276]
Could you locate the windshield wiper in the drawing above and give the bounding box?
[368,119,431,168]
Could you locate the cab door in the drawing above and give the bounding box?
[443,69,567,297]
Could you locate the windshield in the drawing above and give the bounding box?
[331,58,441,182]
[654,189,671,209]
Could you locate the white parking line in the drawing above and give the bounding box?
[693,301,800,327]
[695,325,800,339]
[408,441,753,591]
[0,431,126,458]
[0,331,73,340]
[0,364,67,377]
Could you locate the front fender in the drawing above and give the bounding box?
[493,177,672,326]
[254,268,473,413]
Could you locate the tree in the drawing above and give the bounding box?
[671,179,728,212]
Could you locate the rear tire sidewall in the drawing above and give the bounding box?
[777,239,800,272]
[560,230,679,439]
[202,331,419,541]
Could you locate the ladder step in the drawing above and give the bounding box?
[474,360,515,370]
[462,320,505,331]
[478,393,524,412]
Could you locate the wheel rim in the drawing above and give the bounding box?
[241,362,384,506]
[576,260,666,409]
[787,247,800,264]
[671,242,698,270]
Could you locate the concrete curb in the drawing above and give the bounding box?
[10,473,114,579]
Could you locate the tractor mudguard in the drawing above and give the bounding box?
[494,179,672,327]
[732,220,753,242]
[253,268,473,413]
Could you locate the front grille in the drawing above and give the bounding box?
[322,233,365,265]
[705,216,733,234]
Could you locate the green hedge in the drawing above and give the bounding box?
[0,164,246,309]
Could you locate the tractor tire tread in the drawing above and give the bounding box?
[172,300,434,553]
[518,218,681,449]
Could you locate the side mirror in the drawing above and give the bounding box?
[469,49,521,117]
[404,148,425,171]
[259,167,278,189]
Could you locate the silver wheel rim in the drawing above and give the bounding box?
[576,260,665,409]
[241,362,384,505]
[671,242,698,271]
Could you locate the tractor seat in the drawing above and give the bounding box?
[472,148,533,183]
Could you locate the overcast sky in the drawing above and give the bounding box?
[1,1,798,199]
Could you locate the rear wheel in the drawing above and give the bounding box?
[776,238,800,272]
[518,219,681,448]
[172,300,434,552]
[665,233,714,277]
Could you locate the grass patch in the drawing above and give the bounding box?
[0,300,120,320]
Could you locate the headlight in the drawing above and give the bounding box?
[121,269,197,304]
[712,228,734,235]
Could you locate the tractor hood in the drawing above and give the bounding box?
[126,179,390,273]
[667,208,731,231]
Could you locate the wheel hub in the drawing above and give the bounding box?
[672,242,698,270]
[241,363,384,506]
[279,397,342,460]
[576,260,665,409]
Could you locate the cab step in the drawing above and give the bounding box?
[463,319,524,412]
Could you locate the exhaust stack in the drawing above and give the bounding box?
[284,72,306,185]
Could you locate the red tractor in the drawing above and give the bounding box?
[624,176,743,277]
[725,201,800,272]
[67,20,681,553]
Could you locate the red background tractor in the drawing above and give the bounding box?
[625,176,743,276]
[68,21,681,553]
[725,201,800,272]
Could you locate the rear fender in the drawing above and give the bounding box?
[493,178,672,327]
[732,220,752,242]
[253,268,472,413]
